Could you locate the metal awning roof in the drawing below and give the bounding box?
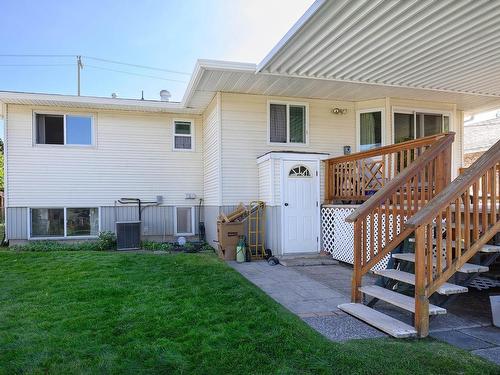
[258,0,500,99]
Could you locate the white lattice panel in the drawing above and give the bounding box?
[322,205,402,271]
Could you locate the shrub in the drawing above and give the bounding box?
[11,240,101,252]
[10,231,117,252]
[96,231,117,251]
[141,240,173,252]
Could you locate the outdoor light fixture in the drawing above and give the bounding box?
[331,107,348,115]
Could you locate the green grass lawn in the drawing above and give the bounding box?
[0,251,497,375]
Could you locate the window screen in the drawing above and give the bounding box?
[31,208,64,237]
[174,121,192,150]
[176,207,193,234]
[36,114,64,144]
[289,105,305,143]
[269,104,287,143]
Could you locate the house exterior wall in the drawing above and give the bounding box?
[4,93,466,247]
[464,118,500,154]
[220,92,356,206]
[5,104,204,240]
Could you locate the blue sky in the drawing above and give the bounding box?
[0,0,313,101]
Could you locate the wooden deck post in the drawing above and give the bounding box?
[325,161,332,203]
[414,225,429,337]
[352,220,362,302]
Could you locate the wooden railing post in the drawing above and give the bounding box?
[325,161,332,203]
[414,225,429,337]
[352,220,362,303]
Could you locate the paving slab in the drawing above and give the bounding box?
[471,347,500,365]
[303,314,386,342]
[459,326,500,346]
[430,330,496,351]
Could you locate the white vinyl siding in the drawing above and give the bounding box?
[202,95,221,206]
[257,158,272,204]
[6,105,203,206]
[221,93,355,205]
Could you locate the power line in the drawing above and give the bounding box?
[85,64,188,83]
[0,54,75,58]
[83,56,191,76]
[0,63,73,67]
[0,54,191,75]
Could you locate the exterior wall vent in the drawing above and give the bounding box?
[116,221,141,250]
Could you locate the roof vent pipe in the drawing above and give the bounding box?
[160,90,171,102]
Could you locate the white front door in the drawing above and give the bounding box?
[283,160,319,253]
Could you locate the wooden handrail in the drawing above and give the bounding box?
[406,138,500,229]
[325,133,448,164]
[346,133,455,223]
[347,131,455,305]
[324,133,452,203]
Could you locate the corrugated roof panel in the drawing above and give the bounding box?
[259,0,500,97]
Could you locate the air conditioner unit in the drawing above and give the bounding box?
[116,221,141,250]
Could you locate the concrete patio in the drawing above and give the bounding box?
[229,260,500,365]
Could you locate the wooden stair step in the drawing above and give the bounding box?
[391,253,489,273]
[359,285,446,315]
[338,303,417,338]
[409,238,500,253]
[373,269,468,295]
[481,244,500,253]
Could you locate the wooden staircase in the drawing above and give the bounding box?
[334,134,500,338]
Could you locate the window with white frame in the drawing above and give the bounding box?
[269,102,307,144]
[30,207,99,238]
[358,110,383,151]
[35,113,93,146]
[175,207,194,235]
[394,110,450,144]
[173,120,193,150]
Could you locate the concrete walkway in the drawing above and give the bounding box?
[229,260,500,365]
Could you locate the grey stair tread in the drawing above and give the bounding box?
[481,244,500,253]
[392,253,489,273]
[338,303,417,338]
[373,269,468,295]
[359,285,446,315]
[409,238,498,254]
[278,257,339,267]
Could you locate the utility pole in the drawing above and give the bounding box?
[77,56,83,96]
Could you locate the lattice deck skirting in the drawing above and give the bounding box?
[321,205,396,271]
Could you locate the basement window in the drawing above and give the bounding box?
[35,113,93,146]
[175,207,194,235]
[30,207,99,238]
[173,120,193,151]
[269,102,307,144]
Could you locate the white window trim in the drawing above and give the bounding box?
[172,118,195,152]
[174,206,195,236]
[356,108,386,152]
[28,207,101,240]
[267,100,309,146]
[32,110,96,148]
[391,106,453,144]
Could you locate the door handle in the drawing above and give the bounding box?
[284,203,289,206]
